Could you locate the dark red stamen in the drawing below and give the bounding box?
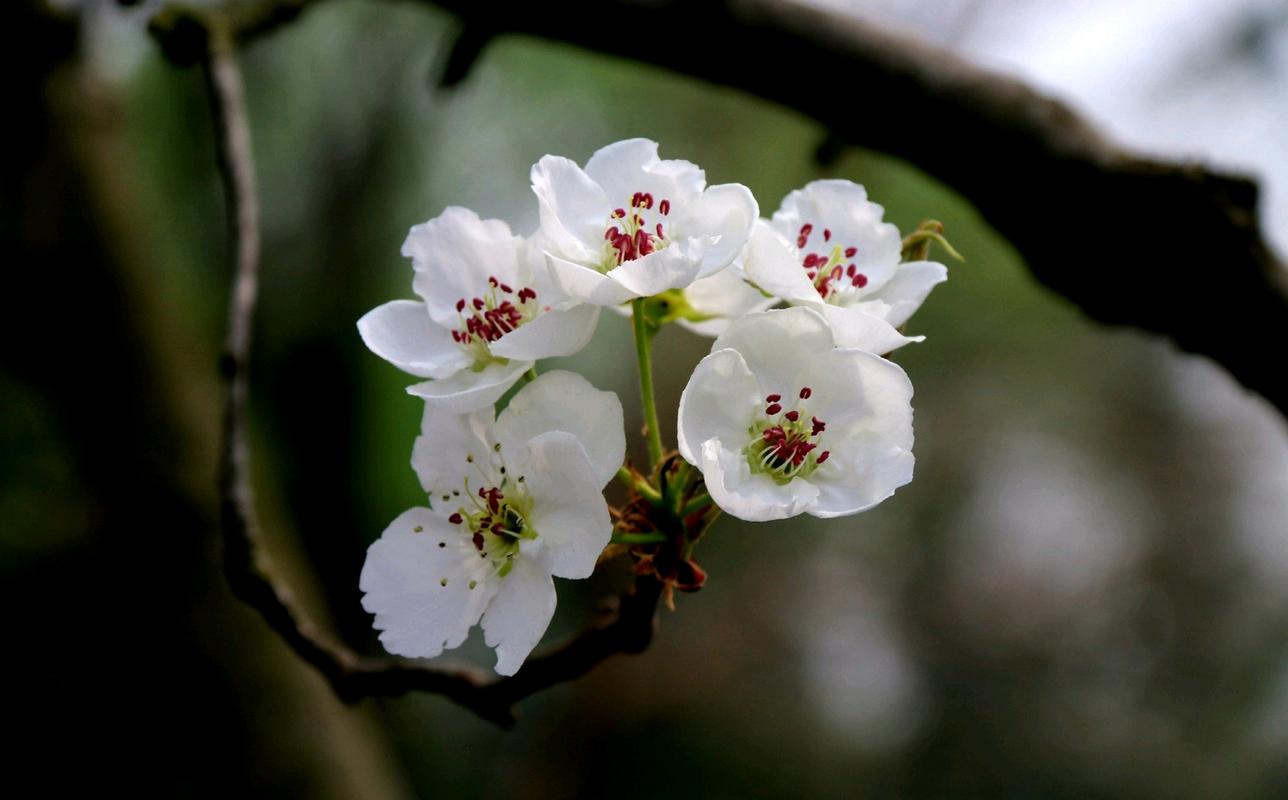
[766,394,781,403]
[785,410,800,422]
[449,512,463,524]
[456,298,466,313]
[799,387,812,399]
[844,247,857,257]
[816,451,830,464]
[766,403,782,415]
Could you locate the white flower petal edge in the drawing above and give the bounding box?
[531,138,758,305]
[365,370,624,676]
[739,181,947,352]
[359,207,599,412]
[677,306,915,522]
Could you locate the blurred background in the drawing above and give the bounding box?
[7,0,1288,796]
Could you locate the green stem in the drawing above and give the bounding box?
[678,492,711,519]
[523,365,539,383]
[611,532,667,546]
[631,298,664,470]
[616,464,662,504]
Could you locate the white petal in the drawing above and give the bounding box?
[493,370,625,487]
[681,183,758,277]
[403,208,528,325]
[740,220,819,305]
[816,303,919,355]
[406,359,532,413]
[522,431,613,579]
[356,300,470,379]
[860,260,948,328]
[809,445,914,518]
[772,180,902,290]
[489,304,600,361]
[676,266,777,338]
[711,306,835,389]
[360,508,498,659]
[481,555,556,676]
[584,138,705,210]
[412,406,495,499]
[605,235,711,298]
[530,155,608,263]
[699,438,819,522]
[677,348,760,466]
[543,252,638,306]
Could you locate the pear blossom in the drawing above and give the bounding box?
[357,207,600,413]
[741,181,947,354]
[677,306,915,522]
[531,138,758,306]
[360,371,625,675]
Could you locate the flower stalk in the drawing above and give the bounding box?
[631,297,665,470]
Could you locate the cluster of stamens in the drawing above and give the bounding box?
[746,386,830,482]
[451,276,539,365]
[439,445,534,581]
[602,191,672,268]
[796,223,867,303]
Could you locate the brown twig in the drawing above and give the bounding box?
[202,20,661,729]
[155,0,1288,416]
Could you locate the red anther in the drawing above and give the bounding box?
[811,416,826,435]
[656,223,665,239]
[659,199,670,215]
[766,403,782,415]
[449,512,463,524]
[803,253,820,268]
[799,387,812,399]
[807,271,817,279]
[500,283,513,293]
[785,410,800,422]
[491,522,505,534]
[642,193,654,209]
[766,393,782,403]
[472,532,485,550]
[854,273,869,288]
[845,247,857,257]
[823,228,832,241]
[605,227,616,240]
[631,192,642,207]
[488,276,498,287]
[800,224,813,236]
[451,330,461,342]
[846,264,856,278]
[816,451,830,464]
[830,265,843,281]
[456,298,466,312]
[472,298,485,310]
[614,208,627,218]
[797,235,808,248]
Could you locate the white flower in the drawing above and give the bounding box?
[357,207,600,413]
[531,138,759,306]
[360,370,625,675]
[742,181,947,354]
[677,306,915,522]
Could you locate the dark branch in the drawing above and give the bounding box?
[202,22,661,729]
[155,0,1288,416]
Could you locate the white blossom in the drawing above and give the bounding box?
[742,181,947,354]
[358,207,600,413]
[530,138,758,305]
[677,307,915,522]
[360,371,624,675]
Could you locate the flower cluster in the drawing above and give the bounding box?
[359,139,953,675]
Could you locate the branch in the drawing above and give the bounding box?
[153,0,1288,416]
[202,21,661,729]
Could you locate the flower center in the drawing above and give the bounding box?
[797,223,867,304]
[451,276,540,369]
[442,445,537,579]
[744,386,830,483]
[601,191,673,271]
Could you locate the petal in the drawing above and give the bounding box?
[522,431,613,579]
[680,183,758,277]
[356,299,470,379]
[412,406,495,499]
[489,303,601,361]
[816,303,920,355]
[699,437,819,522]
[772,180,902,290]
[584,138,705,210]
[677,348,760,466]
[605,235,711,298]
[543,252,639,306]
[740,220,818,305]
[676,266,777,338]
[494,370,625,487]
[530,155,609,263]
[808,445,914,518]
[360,507,498,659]
[406,359,532,413]
[403,207,528,325]
[860,260,948,328]
[711,306,836,389]
[481,555,556,676]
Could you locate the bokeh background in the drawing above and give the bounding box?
[7,0,1288,796]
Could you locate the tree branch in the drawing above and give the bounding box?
[154,0,1288,416]
[202,21,661,729]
